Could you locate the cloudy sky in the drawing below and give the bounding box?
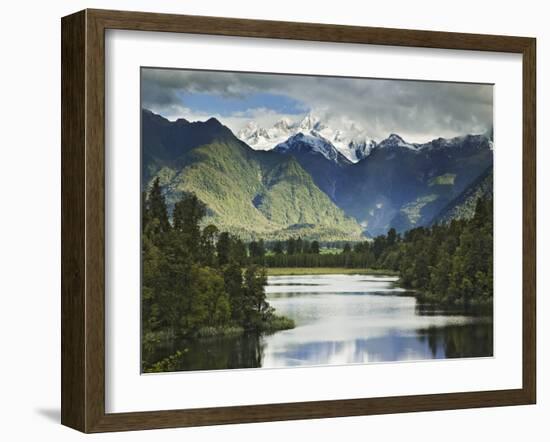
[141,67,493,143]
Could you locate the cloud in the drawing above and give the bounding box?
[141,68,493,143]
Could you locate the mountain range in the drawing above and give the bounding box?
[336,132,493,234]
[238,114,376,163]
[142,109,494,240]
[142,109,363,241]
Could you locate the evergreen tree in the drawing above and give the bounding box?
[295,237,304,255]
[223,263,245,322]
[249,239,266,259]
[286,238,296,255]
[232,238,248,266]
[200,224,219,266]
[273,241,284,255]
[310,240,320,254]
[372,236,386,259]
[185,265,230,330]
[243,265,270,328]
[216,232,231,266]
[147,177,170,234]
[173,193,206,253]
[387,228,397,247]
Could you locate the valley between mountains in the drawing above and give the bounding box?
[142,109,493,241]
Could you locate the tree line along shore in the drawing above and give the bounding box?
[142,178,493,371]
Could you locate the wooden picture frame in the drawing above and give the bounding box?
[61,8,536,433]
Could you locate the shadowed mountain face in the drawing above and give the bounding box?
[142,109,493,240]
[431,166,494,225]
[142,110,363,241]
[142,109,236,183]
[272,133,352,201]
[271,129,493,235]
[237,113,376,162]
[338,134,493,235]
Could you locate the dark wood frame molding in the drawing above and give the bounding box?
[61,8,536,433]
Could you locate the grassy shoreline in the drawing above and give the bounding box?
[195,314,295,338]
[266,267,399,276]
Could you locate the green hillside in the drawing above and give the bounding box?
[144,112,363,241]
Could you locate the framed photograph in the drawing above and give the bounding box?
[61,9,536,433]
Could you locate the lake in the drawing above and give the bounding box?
[150,274,493,372]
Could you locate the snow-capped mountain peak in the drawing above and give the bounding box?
[387,133,405,143]
[274,132,351,165]
[298,114,324,132]
[377,133,419,150]
[348,138,377,161]
[418,133,493,153]
[237,113,376,162]
[237,118,294,151]
[236,112,492,164]
[273,117,293,131]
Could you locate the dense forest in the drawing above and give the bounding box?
[142,177,492,370]
[141,178,294,372]
[253,198,493,312]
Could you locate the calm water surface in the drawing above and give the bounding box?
[153,274,493,371]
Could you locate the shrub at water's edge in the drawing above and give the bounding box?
[194,314,295,338]
[266,267,398,276]
[258,314,295,333]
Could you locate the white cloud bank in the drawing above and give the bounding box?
[142,68,493,143]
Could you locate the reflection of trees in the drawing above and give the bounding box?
[144,333,266,372]
[416,323,493,359]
